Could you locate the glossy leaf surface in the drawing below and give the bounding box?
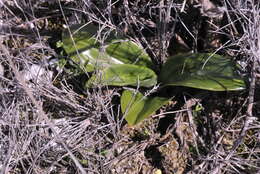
[62,24,100,71]
[159,53,246,91]
[106,41,154,69]
[121,90,170,126]
[62,24,153,72]
[86,64,157,87]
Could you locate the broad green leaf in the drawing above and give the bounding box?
[106,41,154,69]
[159,53,246,91]
[79,48,125,71]
[62,24,121,71]
[121,90,170,126]
[62,24,100,68]
[62,24,119,56]
[86,64,157,87]
[62,24,154,72]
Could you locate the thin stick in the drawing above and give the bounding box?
[181,0,187,12]
[152,109,188,118]
[1,44,87,174]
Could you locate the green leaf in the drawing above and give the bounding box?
[159,53,246,91]
[79,48,125,71]
[62,24,120,71]
[62,24,100,67]
[121,90,170,126]
[62,24,154,73]
[106,41,154,69]
[86,64,157,87]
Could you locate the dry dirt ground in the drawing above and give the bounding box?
[0,0,260,174]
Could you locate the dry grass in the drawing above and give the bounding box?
[0,0,260,173]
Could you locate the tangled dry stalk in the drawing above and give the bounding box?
[0,0,260,173]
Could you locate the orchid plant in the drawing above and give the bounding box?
[60,23,245,126]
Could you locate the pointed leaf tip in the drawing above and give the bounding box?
[159,53,246,91]
[121,90,170,126]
